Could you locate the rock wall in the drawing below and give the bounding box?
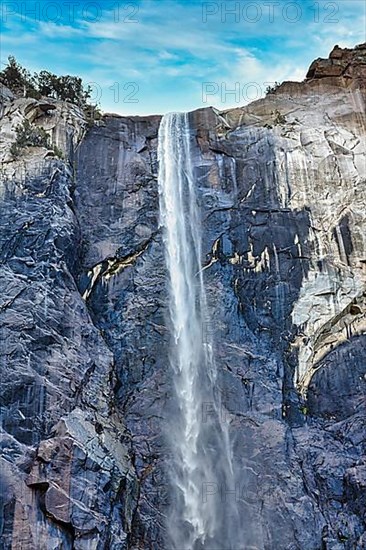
[1,44,366,549]
[0,92,136,549]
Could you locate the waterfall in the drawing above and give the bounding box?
[158,112,238,550]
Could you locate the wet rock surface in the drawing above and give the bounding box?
[1,44,366,549]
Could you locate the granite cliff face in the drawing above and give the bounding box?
[1,44,366,549]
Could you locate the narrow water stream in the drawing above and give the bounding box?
[158,112,238,550]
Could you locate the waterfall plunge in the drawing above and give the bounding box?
[158,112,238,550]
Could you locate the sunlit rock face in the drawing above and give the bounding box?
[1,44,365,549]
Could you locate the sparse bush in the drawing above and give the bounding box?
[11,120,50,155]
[10,119,63,159]
[273,110,286,125]
[52,145,64,159]
[83,103,103,127]
[10,142,20,158]
[266,81,281,95]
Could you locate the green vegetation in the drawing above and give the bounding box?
[266,81,281,95]
[0,56,39,98]
[10,120,63,159]
[83,102,103,127]
[273,110,287,125]
[36,70,92,107]
[0,56,101,123]
[299,405,308,416]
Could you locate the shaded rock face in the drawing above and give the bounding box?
[1,44,366,549]
[0,99,135,549]
[307,335,366,421]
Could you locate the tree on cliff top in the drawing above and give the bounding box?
[0,56,100,123]
[36,71,92,107]
[0,56,92,108]
[0,56,39,98]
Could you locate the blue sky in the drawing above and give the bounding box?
[1,0,365,115]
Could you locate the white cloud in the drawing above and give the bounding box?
[1,0,365,115]
[38,21,84,37]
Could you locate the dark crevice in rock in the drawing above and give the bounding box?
[81,231,159,303]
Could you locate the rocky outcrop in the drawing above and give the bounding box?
[306,43,366,87]
[1,44,366,549]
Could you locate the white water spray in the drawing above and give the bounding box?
[158,112,237,550]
